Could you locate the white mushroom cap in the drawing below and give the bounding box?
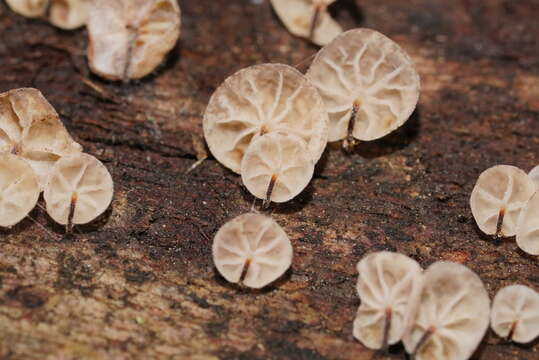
[0,88,83,189]
[306,28,420,143]
[5,0,49,18]
[528,165,539,190]
[49,0,92,30]
[87,0,181,80]
[516,190,539,255]
[270,0,342,46]
[241,132,314,204]
[0,154,40,228]
[44,153,113,225]
[353,252,423,350]
[203,63,328,174]
[403,262,490,360]
[212,213,293,289]
[470,165,535,237]
[490,284,539,343]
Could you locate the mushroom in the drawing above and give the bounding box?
[353,252,423,350]
[470,165,535,238]
[87,0,181,80]
[212,213,293,289]
[5,0,49,18]
[0,154,40,228]
[43,153,113,232]
[306,28,420,150]
[490,284,539,343]
[241,132,314,208]
[49,0,92,30]
[203,63,328,174]
[516,190,539,255]
[528,165,539,190]
[269,0,342,46]
[0,88,83,189]
[403,262,490,360]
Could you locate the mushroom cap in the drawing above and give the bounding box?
[490,284,539,343]
[353,251,423,350]
[270,0,342,46]
[403,262,490,360]
[212,213,293,289]
[203,63,328,174]
[87,0,181,80]
[516,190,539,255]
[0,88,83,189]
[0,154,40,228]
[306,28,420,142]
[470,165,535,237]
[44,153,114,225]
[528,165,539,190]
[241,132,314,203]
[5,0,49,18]
[49,0,92,30]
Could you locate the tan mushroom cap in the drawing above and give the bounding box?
[516,190,539,255]
[44,153,113,225]
[270,0,342,46]
[212,213,293,289]
[0,154,40,228]
[87,0,181,80]
[490,285,539,343]
[470,165,535,237]
[353,252,423,350]
[241,132,314,204]
[307,28,420,142]
[403,262,490,360]
[203,63,328,174]
[5,0,49,18]
[0,88,83,189]
[49,0,92,30]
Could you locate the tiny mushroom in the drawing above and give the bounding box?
[0,154,40,228]
[5,0,49,18]
[212,213,293,289]
[490,284,539,343]
[203,63,328,174]
[353,252,423,350]
[270,0,342,46]
[529,165,539,190]
[44,153,114,232]
[306,28,420,150]
[241,132,314,208]
[470,165,535,238]
[49,0,92,30]
[87,0,181,80]
[403,262,490,360]
[516,190,539,255]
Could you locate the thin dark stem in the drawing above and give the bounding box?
[123,27,137,81]
[411,327,434,360]
[495,208,505,238]
[239,258,251,284]
[263,174,277,209]
[507,320,517,342]
[309,5,321,42]
[343,101,360,151]
[66,192,77,234]
[381,308,392,352]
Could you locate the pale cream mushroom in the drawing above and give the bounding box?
[44,153,113,232]
[49,0,92,30]
[306,28,420,149]
[5,0,49,18]
[353,252,423,350]
[87,0,181,80]
[403,262,490,360]
[203,63,328,174]
[0,154,40,228]
[0,88,83,189]
[491,284,539,343]
[529,165,539,190]
[516,190,539,255]
[212,213,293,289]
[241,132,314,208]
[270,0,342,46]
[470,165,535,238]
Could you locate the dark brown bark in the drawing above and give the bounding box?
[1,0,539,359]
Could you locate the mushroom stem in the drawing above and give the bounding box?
[506,320,517,342]
[309,5,322,43]
[263,174,277,209]
[123,26,137,81]
[381,307,392,352]
[495,208,505,238]
[343,101,360,152]
[239,258,251,283]
[66,192,77,234]
[411,327,434,360]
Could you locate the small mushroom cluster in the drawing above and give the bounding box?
[470,164,539,254]
[5,0,181,81]
[0,88,113,232]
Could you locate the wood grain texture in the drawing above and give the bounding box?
[1,0,539,359]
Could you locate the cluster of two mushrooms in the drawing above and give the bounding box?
[0,88,113,232]
[354,252,539,360]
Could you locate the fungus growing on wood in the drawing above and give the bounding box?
[403,262,490,360]
[212,213,293,289]
[203,63,328,174]
[306,28,420,150]
[87,0,181,80]
[516,190,539,255]
[43,153,113,232]
[470,165,535,238]
[353,252,423,350]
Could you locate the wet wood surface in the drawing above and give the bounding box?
[1,0,539,359]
